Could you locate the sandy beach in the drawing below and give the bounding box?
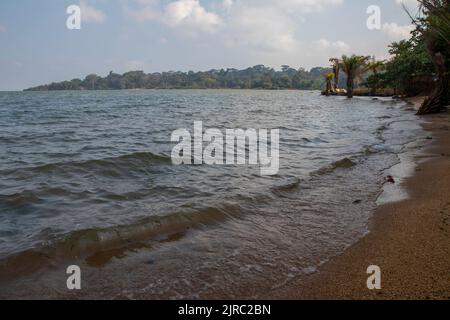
[268,102,450,300]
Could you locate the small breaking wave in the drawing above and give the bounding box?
[301,137,329,144]
[270,178,302,196]
[314,158,357,176]
[4,151,171,176]
[0,203,242,279]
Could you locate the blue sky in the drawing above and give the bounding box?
[0,0,418,90]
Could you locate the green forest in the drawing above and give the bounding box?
[25,65,332,91]
[322,0,449,114]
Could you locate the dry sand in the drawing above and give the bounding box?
[267,104,450,300]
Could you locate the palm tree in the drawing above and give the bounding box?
[329,58,341,91]
[366,58,386,95]
[324,72,334,96]
[339,55,370,98]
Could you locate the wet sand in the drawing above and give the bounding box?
[268,105,450,300]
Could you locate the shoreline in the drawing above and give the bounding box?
[267,103,450,300]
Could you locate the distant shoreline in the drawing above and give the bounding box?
[22,66,333,92]
[21,88,320,92]
[11,88,399,98]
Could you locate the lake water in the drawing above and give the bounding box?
[0,90,425,298]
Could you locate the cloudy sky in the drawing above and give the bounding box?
[0,0,419,90]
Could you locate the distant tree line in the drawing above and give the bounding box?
[24,65,333,91]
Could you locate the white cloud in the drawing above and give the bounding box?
[222,0,344,53]
[224,5,298,52]
[316,38,350,52]
[124,0,221,34]
[164,0,222,33]
[122,0,346,65]
[382,22,414,40]
[124,0,344,38]
[222,0,233,9]
[80,0,106,24]
[280,0,344,12]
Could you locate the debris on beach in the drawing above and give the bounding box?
[386,175,395,184]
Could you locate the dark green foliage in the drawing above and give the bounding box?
[379,36,434,94]
[362,73,383,93]
[374,0,449,109]
[25,65,332,91]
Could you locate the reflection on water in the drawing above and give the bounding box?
[0,90,425,298]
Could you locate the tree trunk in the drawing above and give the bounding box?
[325,78,332,96]
[333,68,340,91]
[347,75,354,98]
[417,50,449,115]
[371,70,378,96]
